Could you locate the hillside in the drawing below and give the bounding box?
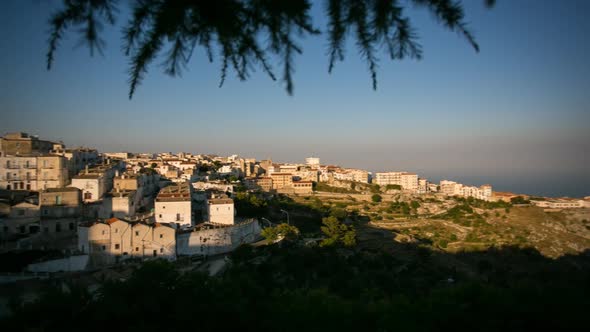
[286,189,590,258]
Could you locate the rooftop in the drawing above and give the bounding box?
[42,187,80,193]
[208,198,234,205]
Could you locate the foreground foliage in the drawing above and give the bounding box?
[4,243,590,331]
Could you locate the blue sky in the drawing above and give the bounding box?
[1,0,589,197]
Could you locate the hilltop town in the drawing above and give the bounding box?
[1,131,589,274]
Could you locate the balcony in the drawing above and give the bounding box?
[3,176,37,181]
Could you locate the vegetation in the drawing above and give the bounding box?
[371,194,382,203]
[234,191,268,217]
[320,216,357,247]
[314,182,358,194]
[5,244,590,331]
[510,196,530,204]
[261,223,300,243]
[385,184,401,190]
[390,200,411,215]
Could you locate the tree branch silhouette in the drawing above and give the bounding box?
[46,0,492,98]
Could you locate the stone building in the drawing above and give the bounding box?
[0,132,54,156]
[78,218,176,263]
[39,187,82,219]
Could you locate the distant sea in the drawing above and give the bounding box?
[425,173,590,198]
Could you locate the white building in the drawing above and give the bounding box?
[207,197,235,225]
[305,157,320,168]
[374,171,419,191]
[155,182,193,227]
[530,199,586,209]
[78,218,176,261]
[400,173,418,192]
[70,174,106,202]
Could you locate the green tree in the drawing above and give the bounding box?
[385,184,401,190]
[45,0,491,98]
[329,207,348,220]
[370,184,381,193]
[511,196,530,204]
[371,194,382,203]
[261,223,300,243]
[320,216,356,247]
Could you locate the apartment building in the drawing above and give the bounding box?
[440,180,493,201]
[50,147,99,178]
[0,154,69,191]
[332,168,369,183]
[374,172,403,187]
[244,177,273,191]
[374,171,418,191]
[400,173,418,192]
[270,173,293,190]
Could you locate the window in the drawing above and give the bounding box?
[102,230,106,235]
[160,248,164,253]
[176,213,181,221]
[102,245,106,251]
[135,231,139,236]
[56,195,62,205]
[115,244,120,249]
[153,250,157,257]
[69,223,74,231]
[159,234,163,239]
[84,192,92,200]
[135,247,139,252]
[159,214,162,218]
[55,223,61,232]
[115,228,118,233]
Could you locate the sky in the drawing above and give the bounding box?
[0,0,589,197]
